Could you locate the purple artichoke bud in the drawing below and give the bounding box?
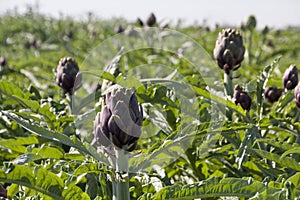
[146,13,156,27]
[264,87,282,103]
[213,28,245,74]
[246,15,257,30]
[65,29,73,39]
[0,57,6,67]
[0,184,7,198]
[262,26,269,35]
[282,64,298,90]
[56,57,82,94]
[94,87,143,151]
[136,18,144,27]
[233,85,252,111]
[294,84,300,108]
[114,25,124,34]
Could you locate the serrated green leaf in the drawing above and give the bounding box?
[0,81,25,99]
[286,172,300,187]
[249,148,300,171]
[0,165,64,200]
[280,147,300,158]
[255,138,299,151]
[13,96,40,112]
[273,90,294,113]
[256,58,280,119]
[236,126,257,169]
[193,86,248,121]
[152,177,285,199]
[62,186,90,200]
[101,71,116,82]
[37,146,64,159]
[0,136,39,154]
[3,111,107,163]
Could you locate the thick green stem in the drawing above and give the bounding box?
[224,71,234,98]
[293,126,300,161]
[67,94,75,115]
[113,149,130,200]
[224,71,233,121]
[248,31,253,65]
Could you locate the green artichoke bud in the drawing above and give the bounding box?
[56,57,82,94]
[94,86,143,152]
[146,13,156,27]
[233,85,251,111]
[246,15,257,30]
[282,64,298,90]
[294,84,300,108]
[213,28,245,73]
[264,87,282,103]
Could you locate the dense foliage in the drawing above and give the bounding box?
[1,9,300,199]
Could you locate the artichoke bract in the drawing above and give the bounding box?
[294,84,300,108]
[264,87,282,103]
[146,13,156,27]
[282,64,298,90]
[56,57,82,94]
[213,28,245,74]
[233,85,252,111]
[94,86,143,152]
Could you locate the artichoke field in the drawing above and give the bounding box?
[1,10,300,200]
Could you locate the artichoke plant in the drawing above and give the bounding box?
[213,28,245,74]
[264,87,282,103]
[282,64,298,90]
[146,13,156,27]
[56,57,82,94]
[94,86,143,152]
[233,85,252,111]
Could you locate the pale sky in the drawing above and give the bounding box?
[1,0,300,28]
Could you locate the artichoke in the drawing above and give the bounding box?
[262,26,269,35]
[233,85,252,111]
[264,87,282,103]
[282,64,298,90]
[114,25,124,34]
[0,184,7,198]
[245,15,257,30]
[294,84,300,108]
[56,57,82,94]
[94,86,143,152]
[0,57,6,67]
[136,18,144,27]
[146,13,156,27]
[213,28,245,73]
